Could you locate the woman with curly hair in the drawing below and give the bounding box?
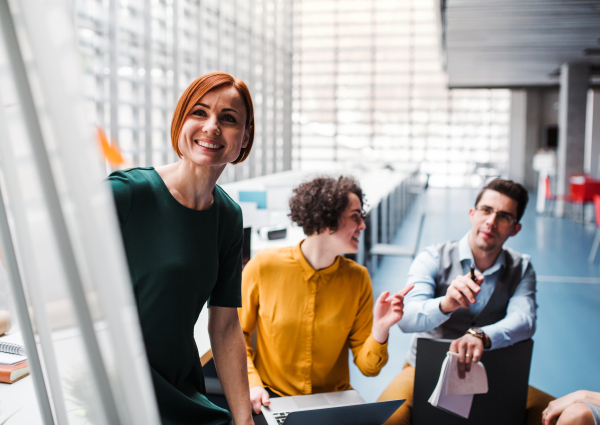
[238,176,413,415]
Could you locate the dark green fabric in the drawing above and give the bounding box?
[108,167,242,425]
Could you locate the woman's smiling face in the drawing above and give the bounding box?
[330,192,366,254]
[178,85,250,167]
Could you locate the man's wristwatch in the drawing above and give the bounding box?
[466,327,491,349]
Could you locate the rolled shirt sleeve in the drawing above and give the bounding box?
[348,270,389,376]
[481,256,537,349]
[398,247,452,334]
[399,244,537,351]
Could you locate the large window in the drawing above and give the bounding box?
[292,0,510,187]
[74,0,293,183]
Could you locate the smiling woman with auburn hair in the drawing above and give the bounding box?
[170,73,254,163]
[108,72,255,425]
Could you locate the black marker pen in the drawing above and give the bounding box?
[470,263,477,282]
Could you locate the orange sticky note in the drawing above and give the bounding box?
[97,127,124,166]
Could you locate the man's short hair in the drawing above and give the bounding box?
[475,179,529,223]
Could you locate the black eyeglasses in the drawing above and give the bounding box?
[474,205,517,225]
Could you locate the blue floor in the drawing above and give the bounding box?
[350,187,600,402]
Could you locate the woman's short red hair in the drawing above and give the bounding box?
[170,72,255,164]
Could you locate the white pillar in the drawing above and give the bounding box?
[508,89,540,189]
[585,89,600,178]
[556,62,589,216]
[524,90,541,189]
[508,90,527,184]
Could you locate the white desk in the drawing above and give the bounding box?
[220,166,420,261]
[194,306,211,365]
[250,226,306,258]
[0,312,213,425]
[0,375,41,424]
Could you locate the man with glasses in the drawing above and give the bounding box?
[378,179,554,425]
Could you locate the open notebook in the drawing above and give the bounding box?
[0,333,26,366]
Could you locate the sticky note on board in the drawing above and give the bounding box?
[97,127,124,166]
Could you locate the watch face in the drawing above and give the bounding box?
[469,327,484,336]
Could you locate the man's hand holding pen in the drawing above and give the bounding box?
[443,263,487,379]
[439,264,484,315]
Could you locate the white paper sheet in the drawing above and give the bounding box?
[428,351,489,419]
[445,352,488,396]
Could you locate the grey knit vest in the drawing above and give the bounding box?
[405,240,523,367]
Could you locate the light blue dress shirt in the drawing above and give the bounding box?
[398,232,537,350]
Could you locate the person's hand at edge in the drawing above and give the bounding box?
[372,284,414,343]
[250,386,270,415]
[542,390,599,425]
[449,334,484,379]
[439,270,484,314]
[0,310,11,336]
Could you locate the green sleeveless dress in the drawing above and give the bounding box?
[109,167,242,425]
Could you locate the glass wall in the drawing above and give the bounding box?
[74,0,293,183]
[292,0,511,187]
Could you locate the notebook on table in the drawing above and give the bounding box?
[0,361,29,384]
[260,390,404,425]
[0,352,26,366]
[0,332,26,356]
[0,332,26,366]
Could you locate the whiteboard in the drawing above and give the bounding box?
[0,1,161,424]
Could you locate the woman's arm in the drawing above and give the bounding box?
[372,284,414,343]
[209,306,254,425]
[238,258,271,414]
[349,272,412,376]
[0,310,11,335]
[542,390,600,425]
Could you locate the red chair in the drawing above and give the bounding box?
[570,175,600,223]
[589,194,600,263]
[544,176,571,216]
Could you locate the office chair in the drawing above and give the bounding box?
[544,176,571,217]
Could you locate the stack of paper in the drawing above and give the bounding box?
[0,352,26,366]
[428,351,488,418]
[0,332,28,384]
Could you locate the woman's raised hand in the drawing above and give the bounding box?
[250,386,271,414]
[372,284,414,343]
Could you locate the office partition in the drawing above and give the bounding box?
[0,1,160,424]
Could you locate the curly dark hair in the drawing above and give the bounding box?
[289,176,365,236]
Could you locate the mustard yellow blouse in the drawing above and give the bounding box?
[238,241,388,396]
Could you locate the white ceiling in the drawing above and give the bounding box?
[443,0,600,88]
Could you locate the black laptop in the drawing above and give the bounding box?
[280,399,405,425]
